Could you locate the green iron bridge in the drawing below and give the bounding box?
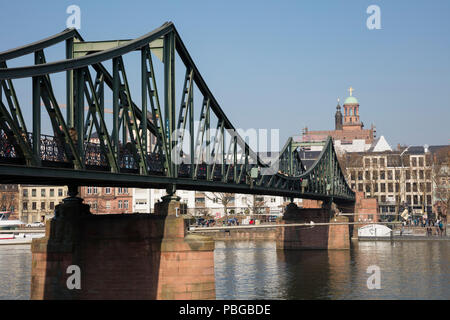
[0,22,354,203]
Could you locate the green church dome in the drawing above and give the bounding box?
[344,96,358,105]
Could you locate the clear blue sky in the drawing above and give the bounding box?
[0,0,449,148]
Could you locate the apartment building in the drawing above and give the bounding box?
[18,185,68,223]
[344,145,447,219]
[80,186,133,214]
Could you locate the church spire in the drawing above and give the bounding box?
[335,98,343,130]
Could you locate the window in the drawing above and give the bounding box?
[395,183,399,192]
[413,195,418,205]
[58,189,63,197]
[419,157,424,167]
[406,183,411,192]
[365,184,371,193]
[124,200,129,209]
[358,171,363,180]
[50,189,54,197]
[50,202,54,210]
[195,197,205,203]
[373,171,378,180]
[32,189,36,197]
[427,195,431,205]
[41,202,45,210]
[395,170,400,180]
[388,170,393,180]
[380,158,385,167]
[105,187,111,194]
[381,195,386,203]
[373,158,378,165]
[92,201,98,210]
[365,171,370,180]
[23,189,28,197]
[351,171,356,180]
[412,157,417,167]
[426,183,431,192]
[406,171,411,180]
[388,183,393,192]
[365,158,370,166]
[419,170,424,179]
[41,189,46,197]
[118,200,123,209]
[358,184,363,192]
[381,183,386,192]
[412,171,417,179]
[106,201,111,209]
[380,171,385,180]
[413,183,417,192]
[32,202,37,210]
[406,195,411,204]
[23,202,28,210]
[374,184,378,192]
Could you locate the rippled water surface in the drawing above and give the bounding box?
[0,245,31,300]
[214,240,450,300]
[0,241,449,299]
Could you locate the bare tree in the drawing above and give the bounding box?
[431,146,450,222]
[245,194,266,215]
[205,192,235,216]
[0,184,19,219]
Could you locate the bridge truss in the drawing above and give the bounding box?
[0,22,354,202]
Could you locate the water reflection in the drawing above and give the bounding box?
[0,241,449,300]
[215,240,450,300]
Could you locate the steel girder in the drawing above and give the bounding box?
[0,23,355,202]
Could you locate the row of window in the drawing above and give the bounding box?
[353,182,432,193]
[22,188,65,198]
[22,201,57,211]
[87,200,129,210]
[363,156,430,167]
[85,187,128,195]
[351,169,431,181]
[377,195,432,206]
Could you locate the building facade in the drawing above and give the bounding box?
[0,184,19,219]
[343,146,448,219]
[80,186,133,214]
[18,185,68,223]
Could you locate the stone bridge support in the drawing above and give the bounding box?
[276,200,350,250]
[31,190,215,300]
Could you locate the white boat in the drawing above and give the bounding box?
[358,224,393,239]
[0,214,45,245]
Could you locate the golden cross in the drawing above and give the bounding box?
[348,86,354,96]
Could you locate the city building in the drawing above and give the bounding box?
[79,186,133,214]
[18,185,68,223]
[0,184,19,219]
[342,145,448,219]
[299,87,392,154]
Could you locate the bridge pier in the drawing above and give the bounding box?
[276,202,350,250]
[31,191,215,300]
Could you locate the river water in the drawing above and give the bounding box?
[1,241,449,300]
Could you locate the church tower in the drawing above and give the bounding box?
[335,98,343,130]
[342,86,362,130]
